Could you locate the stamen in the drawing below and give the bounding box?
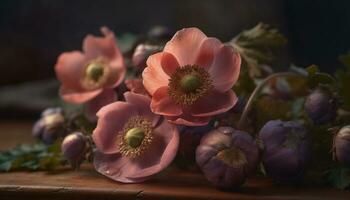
[168,65,213,106]
[81,59,110,90]
[118,116,153,158]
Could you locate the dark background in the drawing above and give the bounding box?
[0,0,349,86]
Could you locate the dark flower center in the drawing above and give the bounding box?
[168,65,213,106]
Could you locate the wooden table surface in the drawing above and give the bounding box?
[0,120,349,200]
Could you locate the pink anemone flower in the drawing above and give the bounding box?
[92,92,179,183]
[55,27,125,119]
[142,27,241,126]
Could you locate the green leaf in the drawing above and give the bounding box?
[0,142,63,172]
[0,161,12,171]
[327,166,350,190]
[229,23,287,77]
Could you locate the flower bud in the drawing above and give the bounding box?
[258,120,310,183]
[196,127,260,189]
[132,44,161,69]
[41,107,63,117]
[32,108,66,144]
[334,125,350,167]
[304,88,337,124]
[61,132,87,169]
[147,26,173,40]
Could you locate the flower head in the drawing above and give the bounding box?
[142,28,241,126]
[55,27,125,105]
[92,92,179,183]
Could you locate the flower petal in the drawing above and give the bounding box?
[164,27,207,66]
[124,92,159,126]
[85,89,117,121]
[83,26,122,61]
[142,52,170,95]
[92,102,138,154]
[166,113,211,126]
[125,79,149,95]
[190,90,237,117]
[127,120,179,179]
[106,61,126,88]
[209,45,241,92]
[150,87,183,116]
[55,51,87,90]
[160,52,180,76]
[59,86,102,104]
[93,152,149,183]
[195,37,222,70]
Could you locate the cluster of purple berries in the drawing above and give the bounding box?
[195,88,350,189]
[33,108,89,168]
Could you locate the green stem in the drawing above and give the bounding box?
[237,72,302,131]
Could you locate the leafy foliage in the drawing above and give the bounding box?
[0,142,63,171]
[230,23,287,77]
[327,166,350,190]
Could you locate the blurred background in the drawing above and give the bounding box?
[0,0,349,118]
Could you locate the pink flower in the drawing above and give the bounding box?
[92,92,179,183]
[55,27,125,117]
[142,27,241,126]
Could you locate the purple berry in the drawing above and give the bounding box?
[132,44,162,69]
[196,127,260,189]
[258,120,310,183]
[41,107,63,117]
[61,132,87,169]
[304,88,337,124]
[334,126,350,167]
[147,26,173,40]
[32,108,66,144]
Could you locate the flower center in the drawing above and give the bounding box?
[168,65,213,106]
[86,62,104,82]
[124,127,145,148]
[217,146,247,168]
[119,116,153,158]
[82,59,110,90]
[180,74,202,93]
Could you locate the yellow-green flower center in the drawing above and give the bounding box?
[124,127,145,148]
[86,62,104,82]
[119,116,153,158]
[180,74,202,93]
[168,65,213,106]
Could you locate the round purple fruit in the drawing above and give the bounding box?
[196,127,260,189]
[258,120,310,183]
[32,107,66,144]
[62,132,87,169]
[304,88,337,124]
[334,125,350,167]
